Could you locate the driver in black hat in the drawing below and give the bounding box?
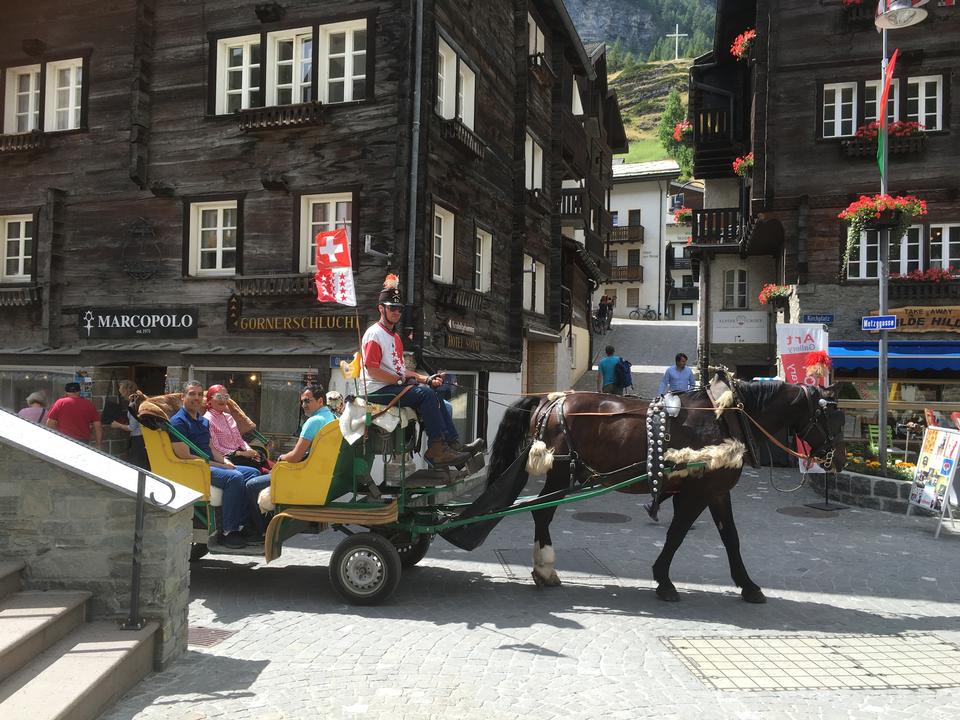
[361,274,483,468]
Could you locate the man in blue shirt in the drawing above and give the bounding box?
[658,353,696,395]
[169,381,261,549]
[596,345,623,395]
[243,385,337,534]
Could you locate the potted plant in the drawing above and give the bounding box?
[672,120,693,144]
[758,283,792,307]
[673,206,692,225]
[732,152,754,177]
[730,29,757,61]
[838,194,928,270]
[890,267,957,283]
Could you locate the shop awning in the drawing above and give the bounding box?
[829,341,960,372]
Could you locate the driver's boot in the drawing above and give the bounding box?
[448,438,485,455]
[424,440,471,467]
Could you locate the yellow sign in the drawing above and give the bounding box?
[870,306,960,333]
[234,314,360,332]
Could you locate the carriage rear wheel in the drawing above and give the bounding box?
[376,530,432,567]
[329,532,402,605]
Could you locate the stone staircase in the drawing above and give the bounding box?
[0,560,158,720]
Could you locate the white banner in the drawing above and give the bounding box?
[776,323,828,386]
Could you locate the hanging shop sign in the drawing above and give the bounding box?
[445,333,482,352]
[868,306,960,333]
[226,294,361,333]
[446,319,476,336]
[712,311,768,344]
[78,307,199,339]
[776,323,828,387]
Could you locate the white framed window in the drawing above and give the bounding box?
[930,224,960,271]
[847,227,918,279]
[864,78,899,124]
[432,204,454,284]
[527,13,546,59]
[723,268,747,309]
[607,249,618,266]
[906,75,942,131]
[436,35,476,130]
[681,303,694,316]
[522,254,546,313]
[216,35,261,114]
[44,58,83,131]
[525,132,544,190]
[888,225,922,275]
[3,65,41,134]
[1,215,34,283]
[188,201,238,276]
[320,20,367,104]
[626,288,640,308]
[474,228,492,292]
[299,193,352,272]
[822,82,857,138]
[267,28,313,106]
[846,230,879,280]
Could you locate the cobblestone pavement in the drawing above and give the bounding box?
[105,467,960,720]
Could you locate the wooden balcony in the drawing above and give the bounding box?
[610,225,645,244]
[557,188,586,221]
[669,256,692,270]
[691,208,741,246]
[669,286,699,301]
[436,285,486,311]
[238,101,324,131]
[694,107,732,146]
[561,109,589,176]
[841,134,926,158]
[0,285,41,307]
[583,228,605,262]
[440,118,485,160]
[610,265,643,282]
[0,130,45,153]
[235,274,315,297]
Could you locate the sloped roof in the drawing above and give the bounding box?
[612,159,681,180]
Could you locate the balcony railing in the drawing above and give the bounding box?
[610,225,645,244]
[691,208,741,245]
[561,109,589,174]
[610,265,643,282]
[889,280,960,301]
[235,274,315,297]
[669,256,692,270]
[557,188,585,219]
[694,108,732,146]
[436,285,486,311]
[670,286,700,301]
[0,130,45,153]
[440,118,485,160]
[841,134,926,158]
[238,101,325,131]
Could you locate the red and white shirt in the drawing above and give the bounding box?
[362,321,406,393]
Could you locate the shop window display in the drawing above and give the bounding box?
[0,367,76,415]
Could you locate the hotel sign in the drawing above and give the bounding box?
[79,307,199,339]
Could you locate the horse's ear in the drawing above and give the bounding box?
[822,383,839,398]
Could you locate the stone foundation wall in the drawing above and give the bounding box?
[806,469,914,514]
[0,443,191,668]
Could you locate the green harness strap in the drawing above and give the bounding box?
[164,421,211,461]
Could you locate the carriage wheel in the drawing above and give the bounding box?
[329,532,402,605]
[380,531,432,568]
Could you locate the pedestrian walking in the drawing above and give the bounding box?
[46,382,103,449]
[657,352,696,395]
[17,391,48,424]
[596,345,624,396]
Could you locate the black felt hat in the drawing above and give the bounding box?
[378,274,403,306]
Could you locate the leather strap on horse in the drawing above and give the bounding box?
[370,383,416,420]
[708,371,762,469]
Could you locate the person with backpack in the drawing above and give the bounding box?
[657,352,695,395]
[597,345,630,395]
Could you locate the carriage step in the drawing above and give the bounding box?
[403,468,461,486]
[205,541,266,558]
[403,469,488,508]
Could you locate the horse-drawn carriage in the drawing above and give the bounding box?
[137,372,845,606]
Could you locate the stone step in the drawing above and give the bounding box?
[0,591,91,683]
[0,620,158,720]
[0,562,25,602]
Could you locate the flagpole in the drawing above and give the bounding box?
[878,27,890,470]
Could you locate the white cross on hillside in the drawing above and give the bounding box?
[665,24,688,61]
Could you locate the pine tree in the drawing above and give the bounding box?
[657,87,694,179]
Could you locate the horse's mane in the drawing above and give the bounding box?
[733,379,792,412]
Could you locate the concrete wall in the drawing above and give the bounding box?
[0,443,192,668]
[703,178,740,209]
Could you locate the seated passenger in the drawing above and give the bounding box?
[203,384,262,470]
[243,385,337,534]
[169,381,261,549]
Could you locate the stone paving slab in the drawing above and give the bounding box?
[103,466,960,720]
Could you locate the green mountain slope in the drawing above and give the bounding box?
[610,60,689,162]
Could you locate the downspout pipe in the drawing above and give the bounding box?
[657,179,664,316]
[405,0,424,353]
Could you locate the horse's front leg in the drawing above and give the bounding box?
[652,490,709,601]
[708,491,766,603]
[531,469,565,587]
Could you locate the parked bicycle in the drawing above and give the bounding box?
[628,304,659,321]
[592,312,607,335]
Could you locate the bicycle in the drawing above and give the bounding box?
[628,305,659,321]
[591,313,606,335]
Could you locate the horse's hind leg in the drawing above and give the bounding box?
[709,492,766,604]
[652,491,709,601]
[531,469,565,587]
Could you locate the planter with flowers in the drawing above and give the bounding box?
[673,206,692,225]
[889,266,960,301]
[730,29,756,62]
[732,152,753,177]
[842,120,927,158]
[758,283,792,309]
[672,120,693,145]
[838,194,928,271]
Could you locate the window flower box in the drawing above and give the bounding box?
[758,283,791,306]
[841,134,927,158]
[838,194,928,270]
[889,280,960,301]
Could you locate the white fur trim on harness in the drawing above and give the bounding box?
[663,439,746,478]
[547,391,569,402]
[714,389,735,419]
[258,487,275,513]
[526,440,554,475]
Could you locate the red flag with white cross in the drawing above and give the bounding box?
[314,228,357,306]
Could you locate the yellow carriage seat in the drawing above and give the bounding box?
[270,420,353,507]
[141,426,219,505]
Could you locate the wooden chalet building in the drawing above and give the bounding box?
[0,0,622,450]
[690,0,960,432]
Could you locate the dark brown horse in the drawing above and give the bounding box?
[464,378,845,603]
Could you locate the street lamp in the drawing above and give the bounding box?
[874,0,927,470]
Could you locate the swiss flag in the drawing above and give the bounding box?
[314,228,356,306]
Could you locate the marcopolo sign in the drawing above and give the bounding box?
[79,308,199,339]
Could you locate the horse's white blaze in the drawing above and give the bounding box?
[714,390,735,418]
[533,542,557,581]
[664,439,746,477]
[527,440,554,474]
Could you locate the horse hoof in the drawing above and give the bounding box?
[742,588,767,604]
[531,570,562,588]
[656,585,680,602]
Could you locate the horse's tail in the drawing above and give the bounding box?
[486,394,542,488]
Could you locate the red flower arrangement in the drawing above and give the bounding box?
[730,29,757,61]
[732,152,754,177]
[758,283,792,305]
[842,0,863,6]
[855,120,925,140]
[890,267,958,283]
[838,194,929,269]
[672,120,692,143]
[673,206,692,224]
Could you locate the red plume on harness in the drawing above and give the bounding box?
[804,350,832,379]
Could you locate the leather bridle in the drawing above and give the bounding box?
[793,384,842,470]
